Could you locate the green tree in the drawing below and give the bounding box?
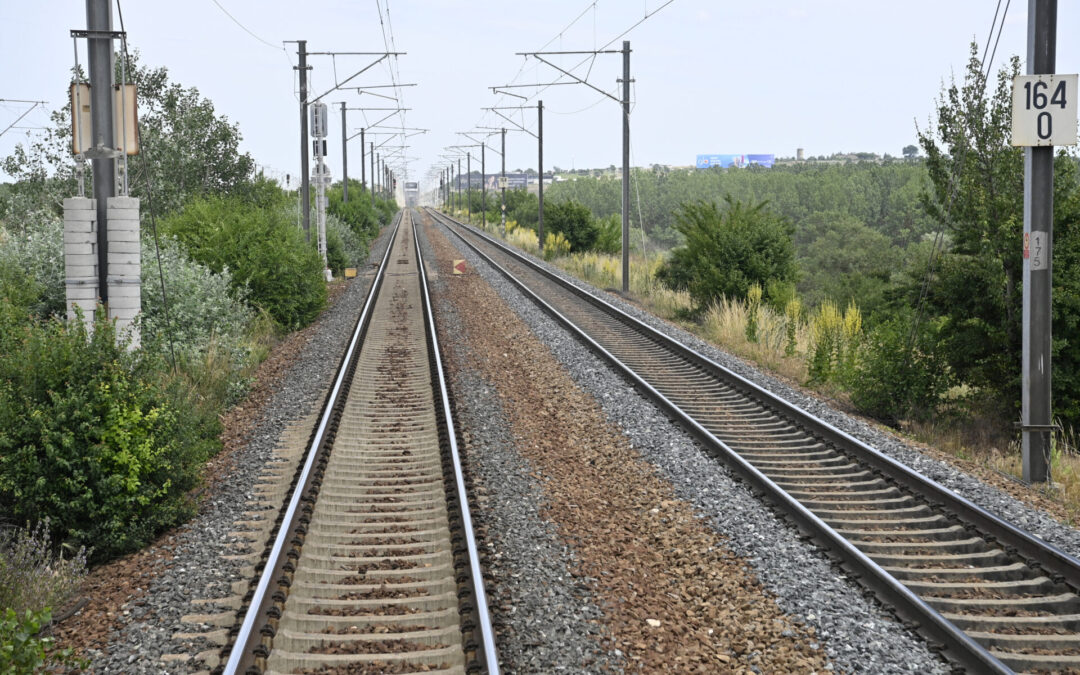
[544,200,597,251]
[657,197,797,311]
[913,44,1080,425]
[902,144,919,159]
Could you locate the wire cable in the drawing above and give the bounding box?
[207,0,282,51]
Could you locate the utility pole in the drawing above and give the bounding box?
[297,40,310,241]
[501,128,506,234]
[360,128,366,193]
[538,100,544,252]
[370,141,376,209]
[457,158,462,213]
[481,143,486,230]
[620,41,631,293]
[467,152,472,224]
[340,103,348,202]
[86,0,116,303]
[1022,0,1058,483]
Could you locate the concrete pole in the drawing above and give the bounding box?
[87,0,115,303]
[501,128,507,235]
[467,152,472,224]
[1022,0,1057,483]
[538,100,544,252]
[457,158,461,213]
[481,143,487,230]
[298,40,310,241]
[360,129,366,194]
[621,40,631,293]
[370,141,376,209]
[340,103,348,203]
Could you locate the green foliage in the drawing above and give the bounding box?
[162,195,327,329]
[0,608,85,674]
[0,308,212,561]
[593,214,621,255]
[325,213,368,276]
[541,200,596,252]
[0,520,87,617]
[912,44,1080,428]
[656,197,797,312]
[543,231,571,260]
[850,312,953,426]
[0,215,65,319]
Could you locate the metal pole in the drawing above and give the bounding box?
[377,153,381,198]
[1022,0,1057,483]
[87,0,115,304]
[457,158,461,213]
[501,128,506,235]
[538,99,544,252]
[621,40,631,293]
[370,141,376,209]
[360,128,366,193]
[340,103,348,203]
[467,152,472,224]
[298,40,310,241]
[481,143,487,230]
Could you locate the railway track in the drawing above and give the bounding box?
[425,206,1080,674]
[222,211,498,675]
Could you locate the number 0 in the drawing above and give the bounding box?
[1038,112,1053,140]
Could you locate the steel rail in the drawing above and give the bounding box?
[223,213,402,675]
[414,213,500,673]
[424,207,1047,673]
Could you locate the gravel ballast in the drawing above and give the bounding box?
[82,227,397,673]
[425,214,949,674]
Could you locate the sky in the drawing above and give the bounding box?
[1,1,1077,194]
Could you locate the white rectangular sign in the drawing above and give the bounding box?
[1011,74,1078,146]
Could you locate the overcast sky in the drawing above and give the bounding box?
[1,1,1077,192]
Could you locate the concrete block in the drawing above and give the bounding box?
[63,211,97,225]
[107,283,141,298]
[64,230,96,245]
[106,210,140,223]
[109,240,141,254]
[107,196,139,210]
[66,253,98,268]
[64,197,95,210]
[108,296,141,311]
[106,227,140,243]
[64,265,97,279]
[63,219,95,233]
[108,265,140,280]
[65,286,99,301]
[107,251,140,266]
[64,242,96,257]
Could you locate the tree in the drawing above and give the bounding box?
[914,43,1080,426]
[657,197,797,311]
[902,144,919,159]
[544,200,597,251]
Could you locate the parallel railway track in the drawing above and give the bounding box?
[425,206,1080,674]
[222,211,497,675]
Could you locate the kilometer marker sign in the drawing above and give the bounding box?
[1011,74,1078,147]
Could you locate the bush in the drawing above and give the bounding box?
[593,214,621,254]
[325,213,368,275]
[849,313,953,426]
[0,214,64,319]
[0,608,84,673]
[656,197,797,312]
[544,200,597,251]
[543,231,571,260]
[0,520,87,616]
[161,196,327,329]
[0,307,212,561]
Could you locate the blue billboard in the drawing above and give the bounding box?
[696,154,774,169]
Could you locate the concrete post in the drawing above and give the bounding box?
[106,196,140,347]
[64,196,98,331]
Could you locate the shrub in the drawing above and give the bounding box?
[544,200,596,251]
[325,213,368,275]
[0,215,64,319]
[656,197,797,313]
[0,520,87,616]
[849,313,953,426]
[807,299,862,385]
[593,214,621,254]
[0,608,85,673]
[161,196,327,329]
[543,231,571,260]
[0,307,212,561]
